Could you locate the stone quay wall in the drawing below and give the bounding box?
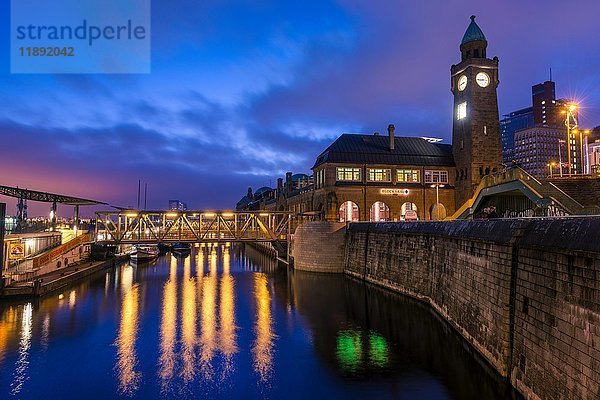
[344,218,600,400]
[292,221,346,273]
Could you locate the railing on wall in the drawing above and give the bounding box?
[32,233,92,268]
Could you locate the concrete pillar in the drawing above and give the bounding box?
[50,201,57,231]
[73,205,79,235]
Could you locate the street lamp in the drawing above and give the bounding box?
[547,162,557,178]
[564,103,579,176]
[430,184,445,220]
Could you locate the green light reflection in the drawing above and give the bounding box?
[336,330,362,372]
[368,331,389,367]
[336,329,390,373]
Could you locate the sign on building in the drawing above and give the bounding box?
[380,188,410,196]
[8,242,25,260]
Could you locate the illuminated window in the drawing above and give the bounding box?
[315,169,324,188]
[457,102,467,120]
[397,169,420,183]
[337,167,361,182]
[367,168,391,182]
[425,170,449,184]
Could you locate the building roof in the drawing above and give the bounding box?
[461,16,486,45]
[0,185,106,206]
[292,173,309,181]
[312,134,455,169]
[236,195,252,207]
[254,186,272,195]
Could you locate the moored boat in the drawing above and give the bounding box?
[157,242,171,254]
[172,242,191,254]
[129,244,159,261]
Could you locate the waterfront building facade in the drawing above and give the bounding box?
[307,126,456,222]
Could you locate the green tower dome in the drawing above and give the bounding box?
[461,15,486,45]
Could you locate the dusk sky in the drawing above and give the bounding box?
[1,0,600,217]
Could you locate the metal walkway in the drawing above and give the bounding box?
[95,210,293,245]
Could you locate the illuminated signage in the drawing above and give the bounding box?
[8,242,25,260]
[380,188,409,195]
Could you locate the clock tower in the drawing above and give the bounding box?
[451,16,502,208]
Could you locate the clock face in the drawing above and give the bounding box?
[476,72,490,87]
[458,75,468,91]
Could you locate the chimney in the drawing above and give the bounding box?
[277,178,283,191]
[247,187,253,199]
[388,124,395,151]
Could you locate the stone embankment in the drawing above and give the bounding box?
[294,218,600,400]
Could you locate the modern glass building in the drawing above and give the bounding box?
[500,107,534,165]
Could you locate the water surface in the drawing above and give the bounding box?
[0,244,519,399]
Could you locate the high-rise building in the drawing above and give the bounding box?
[500,107,533,164]
[451,15,502,207]
[168,200,187,211]
[532,81,567,128]
[500,80,578,169]
[513,127,569,179]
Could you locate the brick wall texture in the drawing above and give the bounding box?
[344,218,600,400]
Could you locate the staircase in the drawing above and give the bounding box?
[449,167,600,219]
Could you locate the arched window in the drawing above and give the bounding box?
[401,202,418,221]
[369,202,390,222]
[339,201,359,223]
[430,203,447,221]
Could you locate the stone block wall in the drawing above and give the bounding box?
[511,219,600,399]
[345,218,600,400]
[292,221,346,273]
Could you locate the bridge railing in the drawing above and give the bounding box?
[95,210,293,244]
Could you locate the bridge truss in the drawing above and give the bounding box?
[95,210,293,246]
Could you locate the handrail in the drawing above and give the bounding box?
[32,233,92,268]
[449,167,598,219]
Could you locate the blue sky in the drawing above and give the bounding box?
[1,0,600,216]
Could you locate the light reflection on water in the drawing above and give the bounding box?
[252,273,275,383]
[199,247,218,381]
[180,256,196,383]
[219,247,238,378]
[10,302,32,396]
[115,265,141,395]
[0,244,521,400]
[158,256,177,391]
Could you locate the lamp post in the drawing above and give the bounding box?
[548,162,556,178]
[430,184,445,220]
[564,103,578,176]
[558,140,565,177]
[581,129,591,174]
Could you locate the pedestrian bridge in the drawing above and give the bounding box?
[94,210,293,245]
